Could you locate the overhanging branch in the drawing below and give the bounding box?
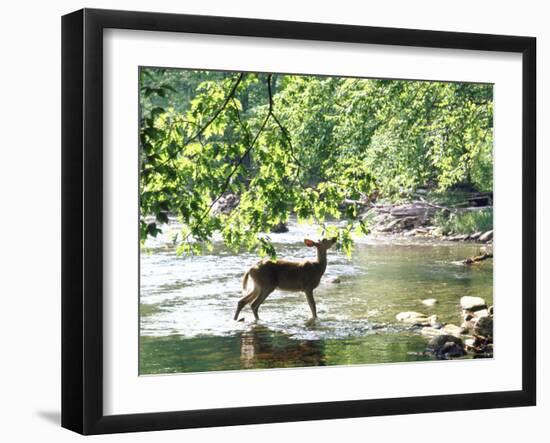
[182,75,274,243]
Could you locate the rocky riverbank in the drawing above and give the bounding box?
[364,199,493,243]
[396,295,494,360]
[212,191,494,244]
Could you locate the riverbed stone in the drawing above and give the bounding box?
[270,222,289,233]
[474,316,493,337]
[439,341,466,358]
[422,298,438,307]
[421,327,443,337]
[427,334,465,359]
[473,309,489,318]
[441,324,464,337]
[460,296,487,311]
[479,230,494,242]
[461,318,475,332]
[396,311,430,326]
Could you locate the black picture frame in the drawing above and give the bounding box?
[62,8,536,435]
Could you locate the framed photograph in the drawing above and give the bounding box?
[61,8,536,435]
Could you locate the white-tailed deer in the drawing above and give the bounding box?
[234,237,337,325]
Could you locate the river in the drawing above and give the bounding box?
[139,220,493,374]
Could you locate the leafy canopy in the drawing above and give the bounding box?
[139,68,493,258]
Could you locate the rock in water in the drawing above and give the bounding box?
[473,309,489,318]
[421,326,443,337]
[474,316,493,338]
[460,296,487,311]
[396,311,423,321]
[427,334,465,359]
[396,311,430,326]
[422,298,438,307]
[441,324,464,337]
[270,222,289,233]
[439,342,466,359]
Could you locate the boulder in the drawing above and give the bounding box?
[460,296,487,311]
[473,309,489,318]
[474,316,493,337]
[396,311,430,326]
[270,222,289,233]
[479,230,494,242]
[427,334,465,359]
[427,334,463,350]
[461,319,475,333]
[422,298,438,307]
[464,335,493,358]
[421,327,443,337]
[439,341,466,359]
[442,324,464,337]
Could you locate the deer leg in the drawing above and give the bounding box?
[234,287,260,320]
[305,289,317,326]
[251,287,275,320]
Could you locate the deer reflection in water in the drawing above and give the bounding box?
[240,326,326,369]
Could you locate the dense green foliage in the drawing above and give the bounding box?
[139,68,493,256]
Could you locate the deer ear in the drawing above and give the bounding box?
[304,239,316,247]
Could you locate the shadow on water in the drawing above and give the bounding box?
[140,325,436,374]
[139,326,327,374]
[240,326,326,369]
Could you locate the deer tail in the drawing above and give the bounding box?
[242,270,250,295]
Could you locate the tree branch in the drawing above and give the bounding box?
[182,75,273,243]
[185,73,245,145]
[156,73,245,169]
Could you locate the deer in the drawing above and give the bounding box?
[233,237,338,326]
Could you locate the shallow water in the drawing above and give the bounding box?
[140,221,493,374]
